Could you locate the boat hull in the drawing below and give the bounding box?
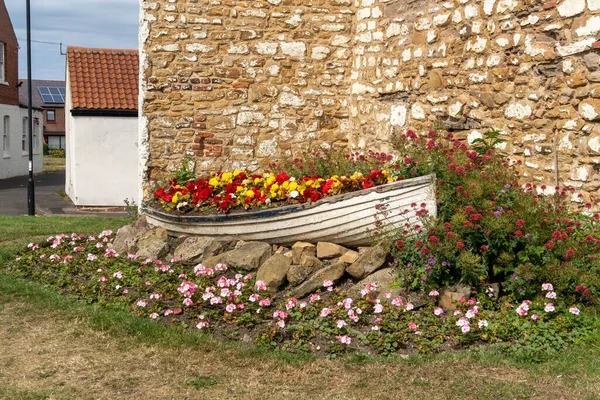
[142,174,436,247]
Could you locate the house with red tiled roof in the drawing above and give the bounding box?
[65,46,139,206]
[0,0,43,180]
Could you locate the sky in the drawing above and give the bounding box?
[5,0,139,81]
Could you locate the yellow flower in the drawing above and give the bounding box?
[209,177,220,187]
[172,192,180,203]
[245,190,255,198]
[289,181,298,191]
[233,169,242,177]
[266,175,276,185]
[236,185,244,193]
[221,172,233,183]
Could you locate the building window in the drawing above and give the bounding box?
[0,42,5,83]
[2,116,9,155]
[46,109,56,122]
[22,117,29,152]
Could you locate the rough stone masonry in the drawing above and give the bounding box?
[140,0,600,207]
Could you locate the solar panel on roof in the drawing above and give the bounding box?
[38,87,65,104]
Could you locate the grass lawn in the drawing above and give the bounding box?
[42,157,66,172]
[1,216,600,399]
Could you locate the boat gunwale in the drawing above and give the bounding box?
[141,174,436,223]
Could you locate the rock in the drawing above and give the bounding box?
[290,261,346,298]
[110,216,152,254]
[287,264,314,286]
[339,250,359,264]
[256,254,292,292]
[173,236,231,265]
[292,241,316,253]
[202,242,272,271]
[300,253,323,269]
[287,253,325,286]
[136,227,169,260]
[291,246,316,264]
[439,284,472,310]
[346,244,389,279]
[346,268,397,299]
[316,242,349,259]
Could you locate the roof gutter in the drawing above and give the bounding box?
[71,109,138,117]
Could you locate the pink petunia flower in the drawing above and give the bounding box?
[434,307,444,316]
[544,303,555,312]
[337,335,351,345]
[541,283,554,291]
[408,321,418,331]
[336,320,347,329]
[569,307,580,315]
[428,290,439,296]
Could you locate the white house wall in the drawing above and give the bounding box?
[0,104,43,180]
[66,115,139,206]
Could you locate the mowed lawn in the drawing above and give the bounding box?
[1,215,599,400]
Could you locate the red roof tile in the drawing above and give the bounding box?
[67,46,138,111]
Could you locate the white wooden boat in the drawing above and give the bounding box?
[142,174,436,247]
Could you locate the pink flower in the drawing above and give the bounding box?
[546,291,557,299]
[214,263,228,271]
[255,280,267,291]
[371,325,380,331]
[544,303,555,312]
[136,300,147,308]
[569,307,580,315]
[542,283,554,291]
[336,319,347,329]
[196,319,209,329]
[323,279,334,288]
[434,307,444,316]
[405,302,414,311]
[98,276,107,282]
[149,313,159,319]
[384,292,392,299]
[149,293,161,300]
[319,308,332,317]
[273,310,288,320]
[183,298,193,306]
[87,254,97,261]
[478,320,488,328]
[209,297,223,305]
[225,303,236,313]
[127,253,137,259]
[164,309,173,316]
[286,298,298,310]
[337,335,351,345]
[249,294,260,302]
[428,290,439,296]
[122,289,129,294]
[461,324,471,333]
[453,310,462,316]
[259,298,271,307]
[408,321,418,331]
[456,317,469,327]
[309,293,321,303]
[276,320,286,328]
[391,297,404,307]
[466,308,477,319]
[113,271,123,279]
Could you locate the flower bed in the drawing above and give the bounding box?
[8,231,597,359]
[153,169,393,214]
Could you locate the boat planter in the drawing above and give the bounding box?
[142,174,436,247]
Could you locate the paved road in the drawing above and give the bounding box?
[0,171,128,217]
[0,171,71,216]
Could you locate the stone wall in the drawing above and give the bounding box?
[140,0,355,185]
[349,0,600,205]
[141,0,600,206]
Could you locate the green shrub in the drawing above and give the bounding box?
[48,148,66,158]
[386,129,600,305]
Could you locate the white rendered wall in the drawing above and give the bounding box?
[0,104,43,180]
[66,115,139,206]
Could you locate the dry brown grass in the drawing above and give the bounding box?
[42,157,66,172]
[1,300,598,400]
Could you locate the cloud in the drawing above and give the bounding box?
[5,0,138,80]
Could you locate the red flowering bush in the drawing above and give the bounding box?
[388,130,600,305]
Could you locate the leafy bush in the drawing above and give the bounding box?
[386,130,600,305]
[43,143,49,156]
[48,148,66,158]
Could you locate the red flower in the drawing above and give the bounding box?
[396,240,405,249]
[456,241,465,249]
[480,245,488,252]
[564,249,575,259]
[428,235,440,244]
[514,230,523,237]
[516,219,525,228]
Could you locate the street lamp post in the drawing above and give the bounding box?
[26,0,35,216]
